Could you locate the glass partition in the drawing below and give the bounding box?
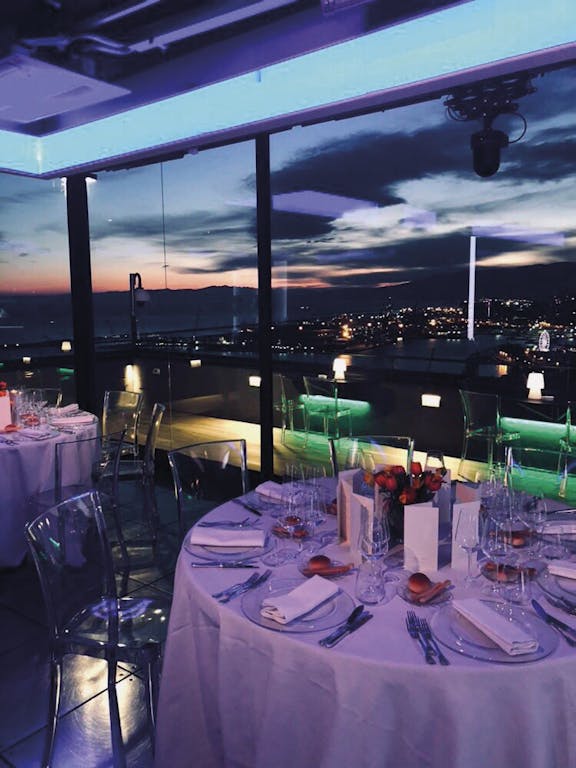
[88,141,258,465]
[269,64,576,469]
[0,173,72,396]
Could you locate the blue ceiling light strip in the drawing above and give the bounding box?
[0,0,575,176]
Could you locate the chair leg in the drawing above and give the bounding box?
[143,652,160,753]
[107,657,127,768]
[42,653,62,768]
[143,477,159,545]
[558,450,569,498]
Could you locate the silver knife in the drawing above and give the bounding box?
[532,599,576,646]
[320,612,373,648]
[233,498,263,516]
[190,561,257,568]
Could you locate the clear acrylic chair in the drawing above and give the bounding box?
[558,402,575,497]
[29,429,124,510]
[275,374,309,444]
[26,490,170,768]
[458,389,521,481]
[329,435,414,476]
[168,439,248,534]
[108,402,166,546]
[102,390,144,459]
[302,376,352,440]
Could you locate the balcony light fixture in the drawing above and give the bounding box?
[60,340,72,352]
[249,376,261,387]
[129,272,150,344]
[189,359,202,368]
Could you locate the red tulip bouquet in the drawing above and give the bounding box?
[362,462,447,541]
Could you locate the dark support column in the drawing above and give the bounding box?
[256,134,274,479]
[66,175,97,414]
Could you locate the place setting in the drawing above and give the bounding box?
[241,574,357,634]
[184,514,273,566]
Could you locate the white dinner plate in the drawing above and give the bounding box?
[241,578,354,633]
[430,600,558,663]
[538,568,576,603]
[183,533,272,563]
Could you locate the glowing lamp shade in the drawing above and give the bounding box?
[60,340,72,352]
[22,356,31,364]
[189,359,202,368]
[332,358,347,381]
[527,371,545,400]
[249,376,261,387]
[421,393,441,408]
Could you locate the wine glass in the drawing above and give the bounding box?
[355,507,391,604]
[455,506,480,587]
[480,511,517,600]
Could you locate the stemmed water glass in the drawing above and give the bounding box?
[455,506,480,588]
[480,506,517,601]
[355,507,391,604]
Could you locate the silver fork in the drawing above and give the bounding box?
[417,617,450,666]
[218,569,272,603]
[406,611,436,664]
[212,572,260,600]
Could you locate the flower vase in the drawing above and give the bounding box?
[376,489,404,544]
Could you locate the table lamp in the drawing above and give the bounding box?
[527,371,545,400]
[332,358,347,381]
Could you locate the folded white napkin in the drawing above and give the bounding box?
[255,481,285,501]
[51,413,95,426]
[452,598,538,656]
[260,575,339,624]
[19,427,54,440]
[48,403,79,416]
[547,560,576,580]
[541,522,576,535]
[189,527,266,548]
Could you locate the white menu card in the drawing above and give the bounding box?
[403,502,439,573]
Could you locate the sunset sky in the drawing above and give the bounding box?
[0,64,574,297]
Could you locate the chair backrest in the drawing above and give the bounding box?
[25,388,63,407]
[143,402,166,473]
[54,430,126,504]
[459,389,500,434]
[168,439,248,517]
[303,376,337,401]
[25,491,117,643]
[102,390,143,455]
[330,435,415,476]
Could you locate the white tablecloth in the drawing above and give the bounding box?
[0,419,98,567]
[155,500,576,768]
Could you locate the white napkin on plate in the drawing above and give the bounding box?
[260,575,339,624]
[48,403,79,416]
[189,527,266,548]
[452,598,538,656]
[255,480,284,501]
[18,427,54,440]
[51,413,94,426]
[547,560,576,580]
[541,521,576,535]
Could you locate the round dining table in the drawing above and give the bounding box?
[155,494,576,768]
[0,416,98,568]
